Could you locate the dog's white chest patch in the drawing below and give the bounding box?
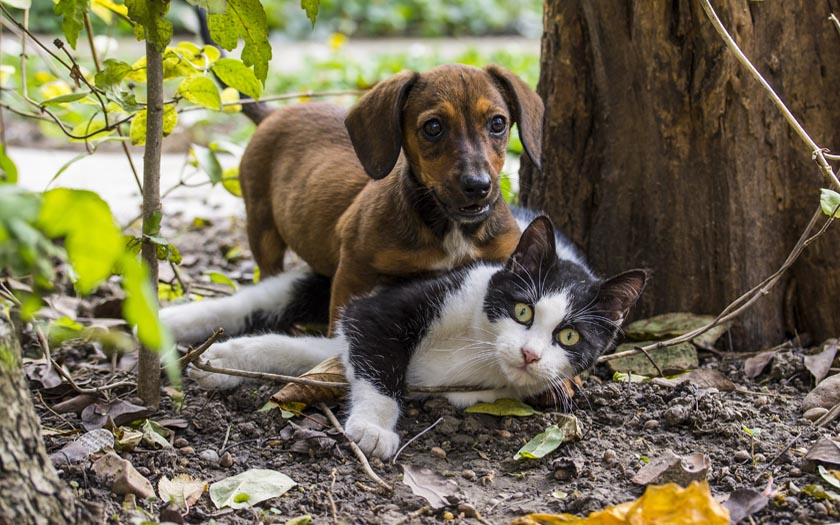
[433,228,478,270]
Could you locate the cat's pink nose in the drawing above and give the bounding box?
[521,347,541,365]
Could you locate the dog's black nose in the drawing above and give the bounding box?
[460,174,491,199]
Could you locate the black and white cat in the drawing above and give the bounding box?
[160,211,647,459]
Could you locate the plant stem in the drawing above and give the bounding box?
[137,38,164,409]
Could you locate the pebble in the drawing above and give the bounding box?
[788,467,802,477]
[496,430,512,439]
[436,416,461,435]
[178,446,195,455]
[643,419,659,430]
[802,374,840,411]
[457,503,477,518]
[804,407,829,421]
[431,447,447,459]
[219,451,234,468]
[173,437,189,448]
[406,407,420,418]
[663,405,690,426]
[199,450,219,463]
[603,449,617,464]
[239,422,258,437]
[442,511,454,521]
[461,469,476,480]
[178,458,189,467]
[733,450,751,462]
[813,502,828,516]
[753,453,766,463]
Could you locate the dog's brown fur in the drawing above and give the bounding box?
[239,64,544,325]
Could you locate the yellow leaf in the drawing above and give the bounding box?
[220,87,242,113]
[328,32,347,51]
[221,167,241,196]
[34,71,55,84]
[512,482,729,525]
[125,56,147,83]
[39,80,72,101]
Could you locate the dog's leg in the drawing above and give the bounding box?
[247,203,287,276]
[160,270,329,344]
[327,262,370,333]
[189,333,346,390]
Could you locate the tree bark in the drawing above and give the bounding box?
[0,319,92,524]
[138,38,164,408]
[522,0,840,349]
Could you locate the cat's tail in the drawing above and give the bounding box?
[160,270,330,345]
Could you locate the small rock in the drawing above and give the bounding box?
[643,419,659,430]
[804,407,829,421]
[173,437,189,448]
[663,405,690,426]
[178,446,194,455]
[631,450,711,486]
[239,422,258,437]
[457,503,477,518]
[178,458,189,467]
[219,451,234,468]
[496,430,512,439]
[436,416,461,435]
[802,374,840,411]
[92,452,154,499]
[442,511,454,521]
[754,396,769,408]
[406,407,420,418]
[603,449,617,464]
[431,447,447,459]
[789,467,802,477]
[461,469,476,480]
[753,453,766,463]
[734,450,751,462]
[813,502,828,516]
[199,450,219,463]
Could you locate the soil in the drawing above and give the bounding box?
[26,212,838,525]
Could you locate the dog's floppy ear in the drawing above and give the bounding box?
[345,70,420,180]
[484,64,544,171]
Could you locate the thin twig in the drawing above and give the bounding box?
[221,424,232,452]
[635,346,662,377]
[327,468,338,525]
[319,402,393,492]
[177,89,366,114]
[177,327,224,368]
[392,417,443,464]
[49,357,136,395]
[192,360,349,388]
[392,506,431,525]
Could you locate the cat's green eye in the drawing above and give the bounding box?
[556,328,580,346]
[513,303,533,324]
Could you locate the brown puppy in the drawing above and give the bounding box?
[239,64,544,325]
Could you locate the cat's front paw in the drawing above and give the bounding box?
[160,302,219,344]
[187,341,245,391]
[345,415,400,459]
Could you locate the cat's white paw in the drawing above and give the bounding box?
[187,341,245,391]
[345,415,400,459]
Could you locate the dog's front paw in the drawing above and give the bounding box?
[187,341,245,391]
[345,415,400,459]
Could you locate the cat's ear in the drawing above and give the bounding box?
[506,216,556,277]
[595,269,648,324]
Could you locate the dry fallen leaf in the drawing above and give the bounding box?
[400,464,459,509]
[80,399,151,431]
[804,339,838,385]
[743,350,777,379]
[631,450,711,486]
[723,486,770,524]
[158,473,207,510]
[270,356,347,405]
[49,428,114,466]
[805,436,840,469]
[512,481,729,525]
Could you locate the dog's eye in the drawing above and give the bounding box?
[489,115,507,135]
[423,119,442,139]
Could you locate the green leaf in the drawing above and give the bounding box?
[465,398,540,417]
[125,0,173,51]
[192,145,223,184]
[300,0,319,27]
[207,0,272,82]
[819,465,840,491]
[820,188,840,218]
[178,75,221,110]
[209,469,296,509]
[129,106,177,146]
[36,189,123,294]
[206,270,237,291]
[121,254,176,371]
[41,92,90,106]
[514,425,565,460]
[94,59,133,89]
[2,0,33,9]
[211,58,262,99]
[184,0,226,14]
[0,144,18,184]
[54,0,89,49]
[139,419,172,449]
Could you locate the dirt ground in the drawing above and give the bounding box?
[29,213,838,524]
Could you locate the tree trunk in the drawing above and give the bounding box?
[521,0,840,350]
[0,319,92,524]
